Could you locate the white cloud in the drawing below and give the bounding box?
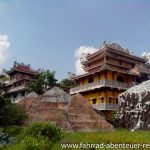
[0,35,10,71]
[75,46,98,75]
[142,52,150,64]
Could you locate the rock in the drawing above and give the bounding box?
[19,88,114,131]
[19,87,71,130]
[26,92,38,98]
[68,94,114,131]
[42,87,71,103]
[116,80,150,130]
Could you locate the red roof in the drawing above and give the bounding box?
[7,64,39,75]
[16,65,34,72]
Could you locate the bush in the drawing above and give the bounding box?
[25,122,64,142]
[0,129,15,149]
[4,126,23,137]
[23,134,51,150]
[22,122,64,150]
[0,96,28,127]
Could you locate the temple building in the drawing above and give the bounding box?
[5,61,39,102]
[70,42,150,115]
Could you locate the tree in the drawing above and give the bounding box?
[59,78,76,93]
[28,70,57,95]
[0,96,28,127]
[0,74,9,95]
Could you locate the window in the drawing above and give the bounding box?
[18,83,21,86]
[106,56,108,61]
[101,98,104,103]
[116,98,118,104]
[92,99,96,104]
[88,77,93,83]
[13,94,17,99]
[109,97,112,104]
[22,91,25,97]
[136,78,140,83]
[119,60,122,65]
[117,76,124,82]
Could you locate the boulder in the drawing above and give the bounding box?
[116,80,150,130]
[26,92,38,98]
[42,87,71,103]
[68,94,114,131]
[19,87,114,131]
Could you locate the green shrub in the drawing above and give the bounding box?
[23,134,51,150]
[0,129,15,148]
[4,126,23,137]
[21,122,64,150]
[0,96,28,127]
[25,122,64,142]
[2,143,26,150]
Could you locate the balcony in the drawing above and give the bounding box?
[70,80,135,94]
[93,103,118,110]
[10,76,34,82]
[8,85,26,93]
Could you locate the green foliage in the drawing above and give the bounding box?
[23,134,51,150]
[2,143,26,150]
[19,122,64,150]
[59,78,76,93]
[0,74,9,94]
[0,129,15,148]
[2,128,150,150]
[53,129,150,150]
[2,123,64,150]
[24,122,64,142]
[59,78,76,87]
[107,111,117,127]
[0,96,28,127]
[4,126,23,137]
[28,70,57,94]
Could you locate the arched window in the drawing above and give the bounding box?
[117,76,124,82]
[88,77,93,83]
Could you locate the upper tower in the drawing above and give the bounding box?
[5,61,39,102]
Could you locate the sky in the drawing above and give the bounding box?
[0,0,150,80]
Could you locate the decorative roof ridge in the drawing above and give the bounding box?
[6,61,39,74]
[86,46,105,59]
[99,63,112,71]
[85,41,147,62]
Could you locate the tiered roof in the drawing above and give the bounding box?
[6,61,39,75]
[74,42,150,79]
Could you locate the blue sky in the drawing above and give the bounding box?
[0,0,150,80]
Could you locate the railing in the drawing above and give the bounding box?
[70,80,135,94]
[8,85,26,93]
[10,76,34,82]
[93,103,118,110]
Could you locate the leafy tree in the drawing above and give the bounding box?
[0,96,28,127]
[28,70,57,95]
[59,78,76,93]
[0,74,9,95]
[59,78,76,87]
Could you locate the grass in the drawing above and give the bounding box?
[2,129,150,150]
[53,129,150,150]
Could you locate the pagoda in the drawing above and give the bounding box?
[5,61,39,102]
[70,42,150,116]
